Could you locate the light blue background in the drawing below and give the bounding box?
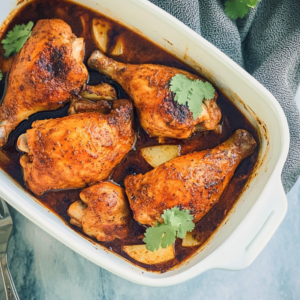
[0,89,299,300]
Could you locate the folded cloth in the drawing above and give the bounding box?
[149,0,300,193]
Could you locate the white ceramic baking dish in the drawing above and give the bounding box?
[0,0,289,287]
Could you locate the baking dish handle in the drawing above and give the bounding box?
[213,177,287,270]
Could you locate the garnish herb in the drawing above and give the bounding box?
[169,74,215,120]
[143,207,195,252]
[1,21,34,58]
[0,70,2,81]
[225,0,261,20]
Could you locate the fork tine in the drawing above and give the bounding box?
[0,198,19,299]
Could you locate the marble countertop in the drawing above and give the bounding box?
[0,180,298,300]
[0,90,299,300]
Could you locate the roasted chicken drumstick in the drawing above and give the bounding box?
[0,19,88,147]
[125,130,257,226]
[18,100,135,195]
[68,182,131,242]
[88,50,221,139]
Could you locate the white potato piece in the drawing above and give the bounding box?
[72,38,84,63]
[92,18,111,52]
[80,14,89,37]
[182,232,201,247]
[122,244,175,265]
[141,145,180,168]
[111,38,124,56]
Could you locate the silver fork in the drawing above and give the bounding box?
[0,198,20,300]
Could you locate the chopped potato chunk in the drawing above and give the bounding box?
[122,244,174,265]
[80,14,89,37]
[92,18,111,52]
[182,232,201,247]
[111,38,124,56]
[141,145,180,168]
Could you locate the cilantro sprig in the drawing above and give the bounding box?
[169,74,215,120]
[1,21,34,58]
[143,207,195,252]
[225,0,261,20]
[0,70,2,81]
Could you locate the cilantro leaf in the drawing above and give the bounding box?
[170,207,195,239]
[143,207,195,252]
[143,223,176,252]
[225,0,261,19]
[161,225,177,249]
[225,0,249,20]
[241,0,260,8]
[169,74,191,104]
[1,21,34,58]
[0,70,2,81]
[169,74,215,120]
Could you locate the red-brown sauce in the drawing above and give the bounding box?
[0,0,259,272]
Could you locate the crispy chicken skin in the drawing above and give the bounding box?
[0,19,88,147]
[19,100,135,195]
[88,50,221,139]
[68,182,131,242]
[124,130,257,226]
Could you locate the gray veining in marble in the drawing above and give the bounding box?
[0,88,299,300]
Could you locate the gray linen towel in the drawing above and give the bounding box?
[149,0,300,193]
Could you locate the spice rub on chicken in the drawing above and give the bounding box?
[125,130,257,227]
[18,100,135,195]
[0,19,88,147]
[88,50,221,139]
[68,182,131,242]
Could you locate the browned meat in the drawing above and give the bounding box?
[68,182,131,242]
[68,83,118,115]
[19,100,135,195]
[124,130,257,226]
[88,50,221,139]
[68,98,112,115]
[0,19,88,147]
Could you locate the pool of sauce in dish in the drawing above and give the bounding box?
[0,0,259,273]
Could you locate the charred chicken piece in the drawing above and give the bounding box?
[18,99,135,195]
[124,129,257,226]
[80,83,117,101]
[68,182,131,242]
[88,50,221,139]
[68,98,112,115]
[0,19,88,147]
[68,83,118,115]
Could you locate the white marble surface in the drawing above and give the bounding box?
[0,89,299,300]
[0,177,299,300]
